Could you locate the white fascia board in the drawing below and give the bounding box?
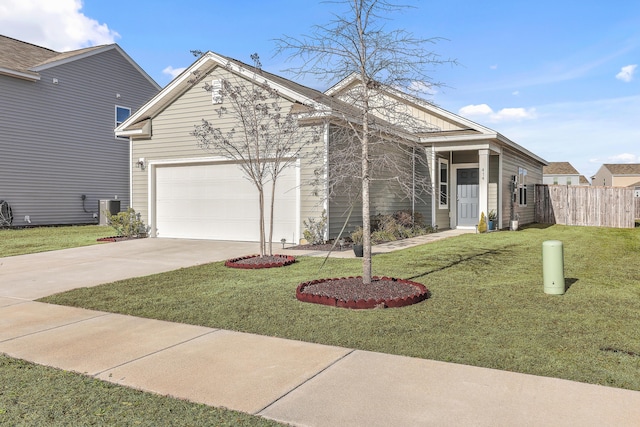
[496,133,548,165]
[116,54,214,131]
[420,133,497,144]
[324,73,360,96]
[0,67,40,81]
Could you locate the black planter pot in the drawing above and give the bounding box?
[353,244,363,257]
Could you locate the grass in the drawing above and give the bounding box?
[40,225,640,392]
[0,355,283,426]
[0,225,115,257]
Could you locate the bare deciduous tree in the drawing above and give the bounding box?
[191,54,322,256]
[277,0,455,284]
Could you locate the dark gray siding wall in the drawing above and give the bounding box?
[0,48,159,227]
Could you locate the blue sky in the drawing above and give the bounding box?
[2,0,639,179]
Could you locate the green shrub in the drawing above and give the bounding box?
[369,210,434,243]
[303,209,327,245]
[106,208,148,238]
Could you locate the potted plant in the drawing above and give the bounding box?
[350,227,364,257]
[487,210,497,231]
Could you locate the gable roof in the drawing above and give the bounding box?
[543,162,580,175]
[116,51,365,137]
[0,34,159,89]
[325,73,547,166]
[602,163,640,175]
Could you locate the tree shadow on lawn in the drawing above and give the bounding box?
[404,247,512,281]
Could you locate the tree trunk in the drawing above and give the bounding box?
[361,108,372,285]
[268,178,276,256]
[258,189,266,256]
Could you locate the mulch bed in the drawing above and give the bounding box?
[225,254,296,269]
[296,276,430,309]
[97,236,135,242]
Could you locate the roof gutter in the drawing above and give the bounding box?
[0,67,40,81]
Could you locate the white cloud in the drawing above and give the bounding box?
[616,64,637,82]
[512,91,520,96]
[458,104,537,123]
[607,153,640,163]
[0,0,119,51]
[459,103,494,116]
[490,64,498,70]
[162,66,187,79]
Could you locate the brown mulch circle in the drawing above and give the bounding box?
[296,276,430,309]
[225,254,296,269]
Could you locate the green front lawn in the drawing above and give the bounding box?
[0,225,114,257]
[0,355,283,426]
[41,225,640,391]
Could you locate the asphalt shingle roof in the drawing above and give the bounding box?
[603,163,640,175]
[543,162,580,175]
[0,34,105,77]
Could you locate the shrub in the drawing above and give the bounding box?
[303,209,327,245]
[369,210,434,243]
[107,208,148,238]
[478,212,487,233]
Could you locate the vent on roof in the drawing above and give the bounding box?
[211,79,222,104]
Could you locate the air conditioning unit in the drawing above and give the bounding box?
[98,199,121,226]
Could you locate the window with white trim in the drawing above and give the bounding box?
[115,106,130,139]
[518,167,527,206]
[439,158,449,209]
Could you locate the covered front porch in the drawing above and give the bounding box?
[431,143,504,231]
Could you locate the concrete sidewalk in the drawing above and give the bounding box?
[2,235,640,426]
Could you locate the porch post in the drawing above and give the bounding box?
[479,149,489,221]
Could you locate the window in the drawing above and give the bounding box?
[518,167,527,206]
[439,158,448,208]
[567,177,572,185]
[553,177,558,185]
[115,106,131,139]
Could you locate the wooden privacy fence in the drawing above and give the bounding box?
[636,197,640,220]
[535,185,635,228]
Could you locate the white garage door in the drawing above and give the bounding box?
[155,162,298,241]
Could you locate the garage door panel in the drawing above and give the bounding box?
[155,163,297,241]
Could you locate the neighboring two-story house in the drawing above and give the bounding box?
[0,35,160,227]
[591,164,640,192]
[542,162,590,186]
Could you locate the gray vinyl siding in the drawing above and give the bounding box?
[326,128,432,239]
[501,146,544,227]
[0,47,158,227]
[131,67,325,241]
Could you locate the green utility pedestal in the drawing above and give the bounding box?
[543,240,565,295]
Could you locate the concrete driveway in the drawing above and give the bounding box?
[0,238,260,300]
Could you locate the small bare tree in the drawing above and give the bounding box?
[277,0,455,284]
[191,54,321,256]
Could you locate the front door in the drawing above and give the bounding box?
[457,168,479,227]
